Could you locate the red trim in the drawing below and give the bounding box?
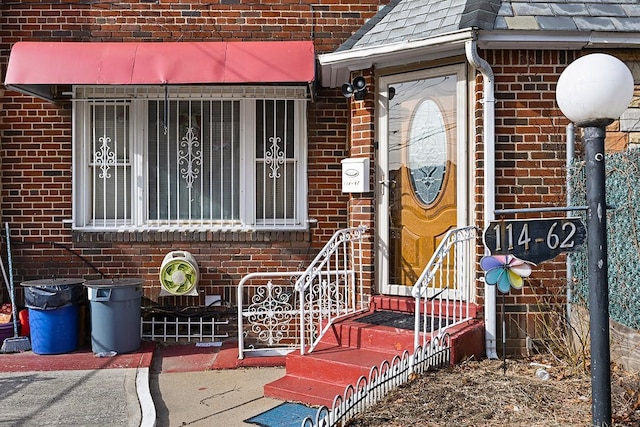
[5,41,315,99]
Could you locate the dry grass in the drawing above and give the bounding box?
[346,355,640,427]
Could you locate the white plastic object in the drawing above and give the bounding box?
[159,251,200,296]
[556,53,634,126]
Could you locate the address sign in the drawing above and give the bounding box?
[483,217,586,264]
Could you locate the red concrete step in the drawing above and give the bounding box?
[264,337,412,406]
[370,295,415,312]
[328,317,415,353]
[264,374,347,408]
[282,345,402,385]
[264,297,485,407]
[370,295,480,319]
[447,318,485,365]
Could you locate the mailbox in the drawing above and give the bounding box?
[341,157,370,193]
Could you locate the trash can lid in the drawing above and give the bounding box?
[84,278,143,288]
[21,278,86,287]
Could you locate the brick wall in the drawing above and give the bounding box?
[347,72,376,295]
[0,0,387,306]
[480,49,637,354]
[476,49,573,354]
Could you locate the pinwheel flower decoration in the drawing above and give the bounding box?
[480,255,533,293]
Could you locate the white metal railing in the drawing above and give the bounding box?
[300,334,451,427]
[140,316,229,342]
[412,226,478,352]
[237,226,368,359]
[237,271,304,359]
[295,226,368,355]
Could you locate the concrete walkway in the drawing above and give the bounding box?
[152,367,285,427]
[0,341,290,427]
[0,368,141,427]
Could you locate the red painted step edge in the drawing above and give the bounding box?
[264,375,345,408]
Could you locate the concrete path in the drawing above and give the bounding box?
[0,368,140,427]
[151,367,285,427]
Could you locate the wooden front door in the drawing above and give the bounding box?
[378,67,464,295]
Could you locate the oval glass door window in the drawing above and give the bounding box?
[407,99,447,205]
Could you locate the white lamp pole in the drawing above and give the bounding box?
[556,53,634,427]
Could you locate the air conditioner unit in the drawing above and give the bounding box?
[159,251,200,297]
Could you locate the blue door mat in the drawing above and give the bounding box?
[244,402,318,427]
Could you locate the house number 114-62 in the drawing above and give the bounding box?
[483,218,586,264]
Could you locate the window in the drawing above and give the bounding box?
[73,86,308,230]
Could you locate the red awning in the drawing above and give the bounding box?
[5,41,315,101]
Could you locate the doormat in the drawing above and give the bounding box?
[355,310,451,332]
[244,402,318,427]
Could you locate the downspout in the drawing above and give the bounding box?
[465,38,498,359]
[566,124,575,327]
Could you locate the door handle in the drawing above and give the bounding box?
[378,178,396,195]
[378,177,387,195]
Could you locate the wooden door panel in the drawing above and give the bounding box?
[384,71,459,293]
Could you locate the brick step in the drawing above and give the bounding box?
[370,295,416,312]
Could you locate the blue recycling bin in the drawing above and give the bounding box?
[85,279,143,354]
[22,278,85,355]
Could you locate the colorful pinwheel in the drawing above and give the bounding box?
[480,254,533,293]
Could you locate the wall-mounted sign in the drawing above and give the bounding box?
[483,217,586,264]
[341,157,370,193]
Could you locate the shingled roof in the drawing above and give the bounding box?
[496,0,640,31]
[340,0,640,52]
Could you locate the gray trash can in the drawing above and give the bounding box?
[85,278,143,354]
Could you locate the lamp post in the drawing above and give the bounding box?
[556,53,634,427]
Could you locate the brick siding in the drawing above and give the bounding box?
[0,0,387,306]
[479,49,636,353]
[4,1,634,355]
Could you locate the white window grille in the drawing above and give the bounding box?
[73,86,308,230]
[256,99,299,227]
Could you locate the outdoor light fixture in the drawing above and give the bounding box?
[341,76,368,100]
[388,86,396,100]
[556,53,634,427]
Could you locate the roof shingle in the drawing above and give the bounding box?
[339,0,640,52]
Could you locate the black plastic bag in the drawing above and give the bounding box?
[24,285,84,310]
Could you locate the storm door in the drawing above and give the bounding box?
[377,65,467,296]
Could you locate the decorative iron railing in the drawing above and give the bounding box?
[237,271,303,359]
[237,226,368,359]
[412,226,478,352]
[295,225,368,355]
[299,333,451,427]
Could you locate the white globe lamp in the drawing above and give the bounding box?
[556,53,633,126]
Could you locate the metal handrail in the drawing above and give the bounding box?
[237,226,368,358]
[411,226,478,351]
[296,225,368,355]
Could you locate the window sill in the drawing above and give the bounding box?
[72,228,312,244]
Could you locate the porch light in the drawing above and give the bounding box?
[341,76,368,100]
[556,53,634,427]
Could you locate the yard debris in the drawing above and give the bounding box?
[346,355,640,427]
